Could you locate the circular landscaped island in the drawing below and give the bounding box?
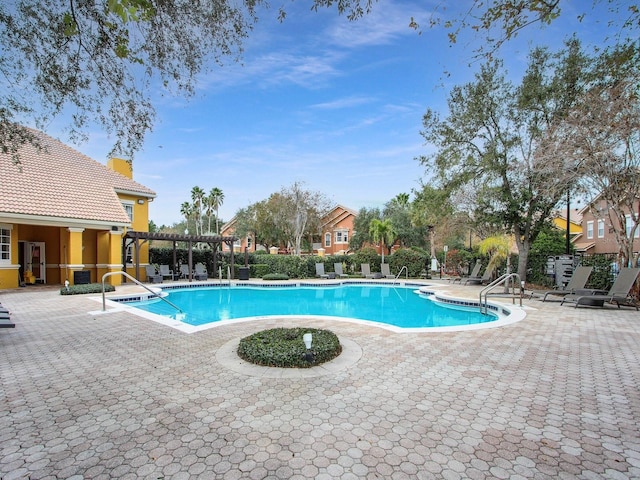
[237,327,342,368]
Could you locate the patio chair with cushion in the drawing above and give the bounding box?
[145,265,163,283]
[334,263,349,278]
[464,265,494,285]
[451,260,482,284]
[179,264,191,279]
[159,264,175,281]
[361,263,381,279]
[315,263,330,279]
[560,267,640,309]
[380,263,395,279]
[194,263,208,280]
[536,266,593,301]
[0,303,15,328]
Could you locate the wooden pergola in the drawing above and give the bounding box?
[123,231,239,282]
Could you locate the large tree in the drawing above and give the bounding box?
[419,40,588,280]
[383,193,427,249]
[542,44,640,267]
[349,207,381,251]
[274,182,332,256]
[0,0,375,162]
[411,185,457,260]
[423,1,638,58]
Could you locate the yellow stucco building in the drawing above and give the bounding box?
[0,129,156,290]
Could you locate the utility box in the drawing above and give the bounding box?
[554,255,574,287]
[74,270,91,285]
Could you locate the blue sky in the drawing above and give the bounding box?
[57,0,629,227]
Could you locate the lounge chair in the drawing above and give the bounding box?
[194,263,208,280]
[0,306,15,328]
[145,265,163,283]
[560,267,640,309]
[380,263,395,279]
[159,264,175,281]
[315,263,331,279]
[451,260,482,284]
[536,266,593,301]
[334,263,349,278]
[464,265,494,285]
[361,263,380,279]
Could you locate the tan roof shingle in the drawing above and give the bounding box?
[1,129,156,225]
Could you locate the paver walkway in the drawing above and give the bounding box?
[1,281,639,479]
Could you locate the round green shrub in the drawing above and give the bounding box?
[237,327,342,368]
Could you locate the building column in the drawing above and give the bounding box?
[64,227,85,285]
[96,230,124,286]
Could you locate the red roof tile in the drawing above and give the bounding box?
[1,130,156,225]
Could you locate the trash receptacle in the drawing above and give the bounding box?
[238,267,250,280]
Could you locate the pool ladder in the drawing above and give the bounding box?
[479,273,523,315]
[101,271,182,313]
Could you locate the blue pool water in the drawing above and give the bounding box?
[125,284,498,329]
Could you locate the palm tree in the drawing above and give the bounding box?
[180,201,193,236]
[208,187,225,235]
[190,186,205,235]
[478,235,512,277]
[369,218,396,264]
[392,192,410,208]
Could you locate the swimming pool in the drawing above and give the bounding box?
[121,283,510,331]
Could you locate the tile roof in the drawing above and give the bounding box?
[1,129,156,225]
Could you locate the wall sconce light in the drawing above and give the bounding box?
[137,199,145,204]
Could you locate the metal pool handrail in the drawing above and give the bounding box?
[479,272,522,315]
[101,271,182,313]
[395,266,409,280]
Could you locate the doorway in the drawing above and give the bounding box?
[20,241,46,284]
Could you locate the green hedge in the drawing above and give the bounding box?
[61,283,115,295]
[150,247,432,279]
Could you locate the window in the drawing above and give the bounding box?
[597,219,605,238]
[626,214,640,238]
[121,201,134,222]
[586,221,594,239]
[0,225,11,263]
[335,230,349,244]
[324,233,331,247]
[247,236,253,249]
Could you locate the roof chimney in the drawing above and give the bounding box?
[107,157,132,179]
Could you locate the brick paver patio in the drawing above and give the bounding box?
[1,280,639,479]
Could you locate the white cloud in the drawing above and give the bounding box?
[310,95,376,109]
[324,1,430,48]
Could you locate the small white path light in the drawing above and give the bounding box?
[303,333,314,363]
[303,333,313,350]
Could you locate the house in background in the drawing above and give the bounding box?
[220,205,358,255]
[319,205,356,255]
[578,197,640,255]
[551,207,586,251]
[0,129,156,290]
[219,216,258,254]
